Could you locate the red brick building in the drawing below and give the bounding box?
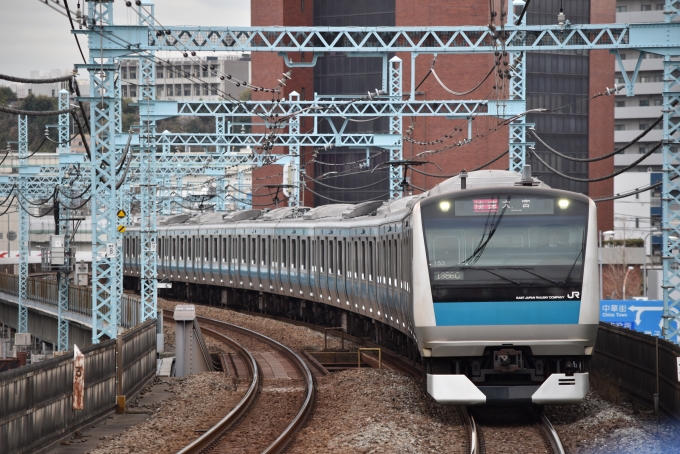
[250,0,615,230]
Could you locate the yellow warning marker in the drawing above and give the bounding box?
[117,209,126,219]
[117,225,126,233]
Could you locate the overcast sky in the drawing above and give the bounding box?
[0,0,250,78]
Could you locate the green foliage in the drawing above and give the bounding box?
[121,98,139,133]
[0,87,17,106]
[0,94,60,154]
[604,238,645,247]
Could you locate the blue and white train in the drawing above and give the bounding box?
[123,169,599,405]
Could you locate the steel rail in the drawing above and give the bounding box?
[536,412,566,454]
[195,315,316,454]
[458,407,480,454]
[167,317,260,454]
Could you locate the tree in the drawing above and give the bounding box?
[0,86,17,106]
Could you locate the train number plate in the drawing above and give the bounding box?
[434,271,464,280]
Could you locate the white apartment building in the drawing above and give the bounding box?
[119,54,250,101]
[613,0,679,260]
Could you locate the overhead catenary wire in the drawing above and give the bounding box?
[0,72,73,84]
[303,183,389,204]
[0,106,76,117]
[528,141,663,183]
[410,149,509,179]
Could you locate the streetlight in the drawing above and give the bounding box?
[622,266,635,300]
[599,230,615,301]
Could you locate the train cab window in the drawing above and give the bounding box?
[369,241,374,281]
[320,240,325,272]
[172,238,176,260]
[222,238,227,263]
[213,238,218,262]
[241,238,246,264]
[337,241,342,276]
[301,239,307,270]
[328,241,334,274]
[261,238,267,265]
[291,239,297,269]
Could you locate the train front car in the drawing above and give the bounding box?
[412,173,599,405]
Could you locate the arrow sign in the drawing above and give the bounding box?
[117,225,126,233]
[117,210,126,218]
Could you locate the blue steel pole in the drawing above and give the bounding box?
[389,56,403,199]
[57,89,71,351]
[662,52,680,342]
[138,1,158,322]
[507,1,530,172]
[17,115,28,334]
[88,0,118,342]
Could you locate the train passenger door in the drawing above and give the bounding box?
[290,237,301,296]
[299,238,309,298]
[318,239,329,303]
[310,239,319,301]
[327,239,339,305]
[336,239,348,308]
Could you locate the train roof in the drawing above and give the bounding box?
[138,170,551,229]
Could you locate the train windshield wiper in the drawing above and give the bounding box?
[499,267,564,285]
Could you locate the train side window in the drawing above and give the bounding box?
[320,240,325,273]
[328,240,334,274]
[291,239,297,269]
[213,237,218,262]
[179,238,184,260]
[241,238,246,264]
[260,238,266,265]
[131,238,135,258]
[172,238,176,260]
[301,239,307,270]
[337,241,342,276]
[361,241,366,280]
[311,240,316,271]
[187,238,192,260]
[281,239,287,268]
[369,241,374,281]
[222,237,226,263]
[251,237,256,265]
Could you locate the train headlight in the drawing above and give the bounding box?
[439,201,451,212]
[558,199,570,210]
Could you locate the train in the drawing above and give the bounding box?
[123,168,599,405]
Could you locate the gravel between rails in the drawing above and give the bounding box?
[471,407,550,454]
[90,373,243,454]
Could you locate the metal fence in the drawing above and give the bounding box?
[593,322,680,419]
[0,319,157,454]
[0,273,141,328]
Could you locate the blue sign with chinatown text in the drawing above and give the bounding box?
[600,300,680,343]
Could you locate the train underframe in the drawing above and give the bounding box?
[123,276,421,364]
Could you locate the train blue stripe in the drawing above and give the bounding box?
[433,301,581,326]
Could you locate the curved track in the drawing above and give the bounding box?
[166,312,316,454]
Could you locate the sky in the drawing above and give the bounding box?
[0,0,251,78]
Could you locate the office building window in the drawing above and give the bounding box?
[636,218,640,228]
[615,124,626,131]
[618,53,627,60]
[639,147,649,154]
[615,101,625,107]
[167,85,173,97]
[640,76,651,83]
[616,6,627,12]
[129,68,137,79]
[175,84,181,97]
[130,86,137,97]
[640,123,649,130]
[157,86,164,97]
[184,85,191,96]
[641,5,651,11]
[157,67,164,79]
[195,84,201,96]
[122,86,128,97]
[656,4,665,10]
[639,100,650,106]
[301,0,304,11]
[121,67,127,79]
[211,84,218,95]
[654,99,663,106]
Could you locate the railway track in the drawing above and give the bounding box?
[164,311,316,454]
[161,302,565,454]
